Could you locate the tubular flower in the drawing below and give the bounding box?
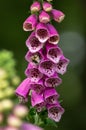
[23,14,38,31]
[45,72,62,88]
[47,23,60,44]
[25,63,43,82]
[15,78,31,102]
[26,32,43,53]
[30,79,45,94]
[31,91,45,112]
[25,49,44,64]
[56,56,70,75]
[46,42,63,63]
[44,88,59,104]
[47,103,64,122]
[35,23,49,43]
[15,0,69,125]
[51,9,65,23]
[39,59,56,77]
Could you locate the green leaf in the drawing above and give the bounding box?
[46,118,58,128]
[29,107,36,116]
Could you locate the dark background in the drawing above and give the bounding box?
[0,0,86,130]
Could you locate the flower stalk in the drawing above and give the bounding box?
[15,0,69,128]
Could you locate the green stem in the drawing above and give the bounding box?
[34,113,39,125]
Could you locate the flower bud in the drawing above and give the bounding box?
[39,11,50,23]
[30,1,41,13]
[43,1,52,12]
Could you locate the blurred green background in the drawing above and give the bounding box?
[0,0,86,130]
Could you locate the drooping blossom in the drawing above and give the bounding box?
[45,72,62,88]
[30,79,45,94]
[23,14,38,31]
[26,32,43,53]
[56,56,70,75]
[25,63,43,83]
[44,88,59,104]
[25,49,44,64]
[15,78,31,102]
[51,9,65,23]
[46,42,63,63]
[39,58,56,77]
[47,103,64,122]
[31,91,45,112]
[35,23,49,43]
[47,23,60,44]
